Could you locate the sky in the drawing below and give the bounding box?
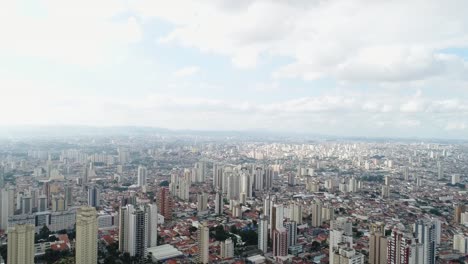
[1,0,468,139]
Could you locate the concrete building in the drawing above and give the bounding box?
[197,222,210,264]
[220,237,234,259]
[273,227,288,257]
[75,206,98,264]
[7,224,35,264]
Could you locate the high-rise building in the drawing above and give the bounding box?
[413,219,437,264]
[65,186,73,206]
[454,204,465,224]
[37,195,47,212]
[147,203,158,248]
[240,171,252,198]
[197,222,210,264]
[76,206,98,264]
[197,192,208,212]
[329,220,354,264]
[284,221,297,248]
[369,231,388,264]
[195,162,206,183]
[452,174,461,185]
[220,237,234,259]
[271,204,284,238]
[311,202,322,227]
[254,167,264,191]
[272,227,288,256]
[157,187,173,220]
[214,191,223,215]
[453,234,468,254]
[87,186,100,208]
[387,229,426,264]
[7,224,35,264]
[331,246,365,264]
[137,165,147,187]
[0,166,4,189]
[213,164,223,191]
[170,170,191,201]
[119,204,149,262]
[0,188,10,231]
[264,167,273,190]
[289,202,303,224]
[258,215,268,253]
[437,161,443,180]
[381,185,390,199]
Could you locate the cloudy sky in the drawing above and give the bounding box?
[1,0,468,138]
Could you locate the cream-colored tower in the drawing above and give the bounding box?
[197,222,210,264]
[8,224,35,264]
[76,206,98,264]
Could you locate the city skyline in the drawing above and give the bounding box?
[2,1,468,139]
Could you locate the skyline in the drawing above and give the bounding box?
[2,0,468,139]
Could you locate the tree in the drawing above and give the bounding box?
[159,181,169,187]
[230,225,239,234]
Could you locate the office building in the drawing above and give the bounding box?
[7,224,35,264]
[76,206,98,264]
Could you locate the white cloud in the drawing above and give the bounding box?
[445,122,467,131]
[134,0,468,82]
[173,66,200,77]
[0,0,141,67]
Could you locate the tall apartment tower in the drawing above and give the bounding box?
[369,231,388,264]
[197,192,208,212]
[119,204,150,262]
[137,165,147,187]
[258,215,268,253]
[284,221,297,248]
[271,204,284,238]
[197,222,210,264]
[0,188,10,231]
[387,229,414,264]
[220,238,234,259]
[214,190,223,215]
[413,219,437,264]
[437,161,443,180]
[289,201,303,224]
[7,224,35,264]
[76,206,98,264]
[454,204,465,224]
[87,185,100,208]
[311,202,322,227]
[147,203,158,248]
[157,187,173,220]
[272,227,288,256]
[213,164,223,191]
